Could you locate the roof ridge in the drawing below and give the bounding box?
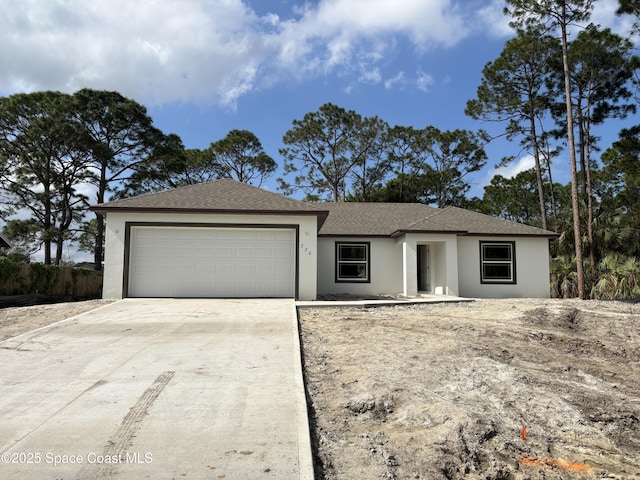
[401,205,458,231]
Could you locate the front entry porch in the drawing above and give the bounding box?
[398,234,460,298]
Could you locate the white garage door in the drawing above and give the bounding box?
[128,226,296,298]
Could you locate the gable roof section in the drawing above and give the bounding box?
[92,179,329,219]
[315,202,557,237]
[314,202,465,236]
[399,206,558,237]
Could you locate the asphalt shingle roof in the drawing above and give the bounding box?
[403,206,558,237]
[312,203,556,237]
[92,179,328,215]
[92,179,557,237]
[311,202,463,236]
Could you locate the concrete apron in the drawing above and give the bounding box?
[0,298,313,480]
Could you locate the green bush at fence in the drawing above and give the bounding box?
[0,256,102,297]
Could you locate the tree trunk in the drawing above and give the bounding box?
[585,122,596,277]
[529,112,548,230]
[94,164,107,271]
[55,234,64,266]
[43,183,52,265]
[543,141,558,230]
[561,5,586,299]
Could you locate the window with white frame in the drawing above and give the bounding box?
[480,241,516,284]
[335,242,370,282]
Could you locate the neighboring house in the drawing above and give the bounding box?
[0,233,12,251]
[92,179,557,301]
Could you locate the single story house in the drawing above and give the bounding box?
[92,179,557,301]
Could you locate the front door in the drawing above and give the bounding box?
[417,244,430,292]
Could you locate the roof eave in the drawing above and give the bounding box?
[459,232,560,238]
[390,229,468,238]
[317,233,394,238]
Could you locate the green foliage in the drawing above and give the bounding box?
[481,170,543,226]
[0,256,101,296]
[279,103,378,201]
[550,255,579,298]
[69,267,93,295]
[29,262,61,294]
[592,253,640,300]
[279,109,488,205]
[209,129,276,187]
[121,129,277,195]
[505,0,594,31]
[412,127,488,207]
[601,125,640,225]
[72,88,173,271]
[364,174,430,203]
[466,27,560,228]
[77,218,98,255]
[617,0,640,33]
[0,255,22,279]
[0,91,91,265]
[0,256,24,293]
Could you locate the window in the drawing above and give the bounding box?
[336,242,370,282]
[480,242,516,284]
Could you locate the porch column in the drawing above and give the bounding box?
[444,236,459,296]
[402,236,418,297]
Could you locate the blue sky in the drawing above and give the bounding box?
[0,0,637,203]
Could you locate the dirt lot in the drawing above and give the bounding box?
[0,300,108,342]
[299,299,640,480]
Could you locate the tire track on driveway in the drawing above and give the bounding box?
[74,371,175,480]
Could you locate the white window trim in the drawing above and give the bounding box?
[480,241,516,284]
[335,242,371,283]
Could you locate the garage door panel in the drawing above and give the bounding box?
[128,227,295,298]
[236,248,253,258]
[236,230,256,240]
[276,247,293,257]
[256,248,274,258]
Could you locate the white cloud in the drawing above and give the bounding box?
[477,0,513,38]
[481,154,535,189]
[496,155,536,179]
[416,70,435,92]
[0,0,269,107]
[384,71,406,90]
[591,0,637,40]
[0,0,570,108]
[359,68,382,84]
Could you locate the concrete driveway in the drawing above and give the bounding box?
[0,299,313,480]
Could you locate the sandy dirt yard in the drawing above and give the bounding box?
[299,299,640,480]
[0,300,108,342]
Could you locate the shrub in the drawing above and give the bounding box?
[592,253,640,300]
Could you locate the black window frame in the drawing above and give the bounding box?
[479,241,516,284]
[335,242,371,283]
